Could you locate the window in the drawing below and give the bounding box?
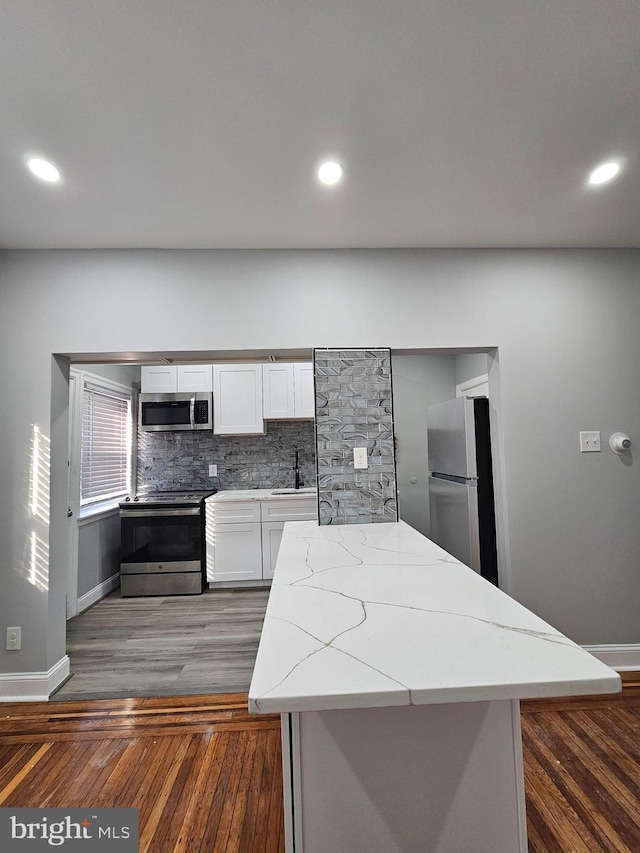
[80,379,132,511]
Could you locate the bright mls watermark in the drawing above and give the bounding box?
[0,808,138,850]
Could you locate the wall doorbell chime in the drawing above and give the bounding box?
[609,433,632,455]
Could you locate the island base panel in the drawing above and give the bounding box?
[282,700,527,853]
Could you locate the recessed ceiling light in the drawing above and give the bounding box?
[317,161,344,185]
[587,160,622,186]
[27,157,61,183]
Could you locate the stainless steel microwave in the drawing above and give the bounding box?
[139,392,213,432]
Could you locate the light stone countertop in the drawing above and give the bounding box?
[248,520,621,714]
[207,488,317,502]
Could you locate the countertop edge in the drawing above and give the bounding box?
[248,672,622,715]
[248,520,622,716]
[208,489,317,502]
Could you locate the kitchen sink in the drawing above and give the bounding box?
[271,487,317,495]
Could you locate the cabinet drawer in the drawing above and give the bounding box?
[261,498,317,523]
[208,501,261,524]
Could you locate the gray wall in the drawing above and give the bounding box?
[455,353,488,387]
[1,249,640,678]
[392,354,458,537]
[77,515,120,598]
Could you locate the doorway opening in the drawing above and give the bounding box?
[52,345,508,700]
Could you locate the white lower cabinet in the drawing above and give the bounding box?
[206,495,317,584]
[208,522,263,583]
[261,522,285,581]
[206,500,262,583]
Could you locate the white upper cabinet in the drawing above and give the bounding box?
[176,364,213,392]
[294,363,315,418]
[262,364,295,418]
[141,364,213,393]
[141,365,178,393]
[262,362,314,420]
[142,361,312,422]
[213,364,265,434]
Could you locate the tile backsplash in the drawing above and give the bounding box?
[314,348,398,525]
[137,420,316,493]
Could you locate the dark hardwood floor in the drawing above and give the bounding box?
[522,672,640,852]
[0,693,284,853]
[5,670,640,850]
[56,588,270,700]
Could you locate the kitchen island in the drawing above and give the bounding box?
[248,520,620,853]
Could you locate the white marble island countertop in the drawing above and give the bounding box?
[248,520,620,714]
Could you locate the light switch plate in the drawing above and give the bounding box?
[208,464,218,477]
[353,447,368,469]
[579,431,601,452]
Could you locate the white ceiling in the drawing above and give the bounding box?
[1,0,639,249]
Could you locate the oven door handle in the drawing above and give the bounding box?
[120,508,202,518]
[190,395,196,429]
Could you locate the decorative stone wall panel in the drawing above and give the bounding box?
[137,420,316,493]
[314,348,398,525]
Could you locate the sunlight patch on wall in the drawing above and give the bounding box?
[21,424,51,591]
[29,530,49,592]
[30,425,50,523]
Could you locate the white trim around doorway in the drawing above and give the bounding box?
[456,373,489,397]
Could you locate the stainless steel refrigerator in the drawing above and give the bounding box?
[427,396,499,585]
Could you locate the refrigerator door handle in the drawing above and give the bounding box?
[431,472,478,486]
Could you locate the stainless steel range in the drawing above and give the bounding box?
[119,490,216,596]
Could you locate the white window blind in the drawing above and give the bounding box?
[80,382,131,507]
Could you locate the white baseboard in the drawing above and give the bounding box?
[583,644,640,671]
[207,579,271,589]
[77,572,120,613]
[0,655,70,702]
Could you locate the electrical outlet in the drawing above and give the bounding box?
[353,447,368,469]
[579,431,601,452]
[208,464,218,477]
[6,627,21,651]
